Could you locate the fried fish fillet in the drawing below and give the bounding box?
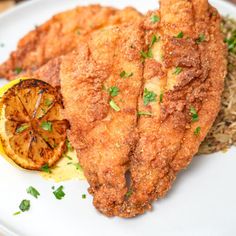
[19,0,226,218]
[122,0,227,217]
[0,5,142,80]
[59,24,144,216]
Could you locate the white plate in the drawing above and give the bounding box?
[0,0,236,235]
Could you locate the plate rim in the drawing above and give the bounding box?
[0,0,236,235]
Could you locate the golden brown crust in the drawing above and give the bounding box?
[120,0,227,217]
[0,5,142,80]
[60,24,144,216]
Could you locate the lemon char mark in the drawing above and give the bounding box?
[0,79,69,170]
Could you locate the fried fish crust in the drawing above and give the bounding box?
[0,5,142,80]
[59,24,144,216]
[120,0,227,217]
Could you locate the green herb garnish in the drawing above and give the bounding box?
[27,186,40,199]
[13,211,21,216]
[194,126,201,135]
[150,35,158,47]
[159,92,163,103]
[19,200,30,212]
[66,139,74,152]
[109,100,120,111]
[225,36,236,52]
[140,50,153,59]
[82,194,86,199]
[125,189,133,198]
[109,86,119,97]
[120,71,133,78]
[138,111,152,116]
[196,34,205,44]
[176,31,184,38]
[41,121,52,132]
[53,186,65,200]
[16,124,29,133]
[45,98,53,107]
[190,107,199,122]
[173,67,182,75]
[14,67,23,75]
[151,15,160,23]
[140,35,159,60]
[41,164,51,173]
[74,163,82,171]
[143,88,157,106]
[64,154,72,160]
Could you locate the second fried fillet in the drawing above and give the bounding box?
[0,5,142,80]
[60,24,144,216]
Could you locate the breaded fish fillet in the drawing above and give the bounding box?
[0,5,142,79]
[122,0,227,217]
[20,0,226,218]
[60,24,144,216]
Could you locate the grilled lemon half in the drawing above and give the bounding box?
[0,79,69,170]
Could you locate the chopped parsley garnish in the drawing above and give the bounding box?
[82,194,86,199]
[225,35,236,53]
[175,31,184,38]
[74,163,82,171]
[190,107,199,122]
[159,92,164,103]
[120,71,133,78]
[64,154,72,160]
[151,15,160,23]
[140,34,159,61]
[196,34,205,44]
[77,30,81,35]
[140,35,160,61]
[150,35,158,47]
[41,163,51,173]
[173,67,182,75]
[13,211,21,216]
[27,186,40,199]
[109,86,119,97]
[41,121,52,132]
[16,124,29,133]
[14,67,23,75]
[194,126,201,135]
[19,200,30,212]
[138,111,152,116]
[125,189,133,198]
[53,186,65,200]
[140,50,153,59]
[109,100,120,111]
[66,139,74,152]
[52,186,55,190]
[143,88,157,106]
[45,98,53,107]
